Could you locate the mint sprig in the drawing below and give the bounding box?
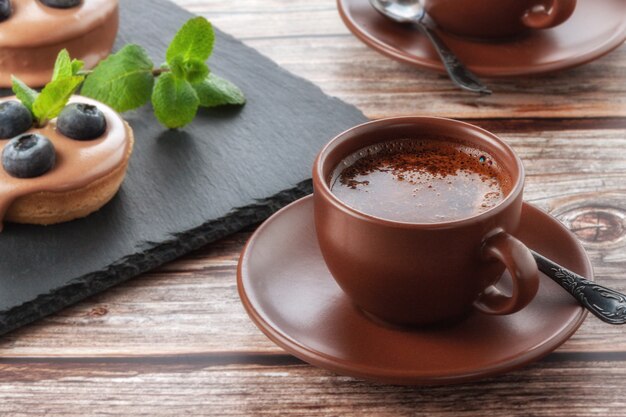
[10,17,244,130]
[82,16,245,129]
[81,44,155,113]
[11,76,37,113]
[193,74,246,107]
[166,17,214,63]
[51,49,84,81]
[33,75,84,126]
[11,49,84,126]
[152,72,200,129]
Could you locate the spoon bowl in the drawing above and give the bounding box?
[369,0,425,23]
[368,0,492,95]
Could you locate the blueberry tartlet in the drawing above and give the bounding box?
[0,96,133,228]
[0,0,118,87]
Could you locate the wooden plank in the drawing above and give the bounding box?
[1,359,626,416]
[170,0,626,119]
[1,125,625,357]
[0,1,624,414]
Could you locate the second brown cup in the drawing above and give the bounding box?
[313,117,540,326]
[422,0,577,39]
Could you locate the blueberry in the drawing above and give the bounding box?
[0,0,12,22]
[38,0,81,8]
[0,101,33,139]
[2,134,56,178]
[57,103,107,140]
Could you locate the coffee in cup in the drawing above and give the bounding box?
[313,117,539,326]
[421,0,577,39]
[330,138,511,223]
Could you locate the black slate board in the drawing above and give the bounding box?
[0,0,366,335]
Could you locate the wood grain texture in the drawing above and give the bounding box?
[1,360,626,417]
[1,0,626,415]
[1,125,625,357]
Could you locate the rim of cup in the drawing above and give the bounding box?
[313,116,525,229]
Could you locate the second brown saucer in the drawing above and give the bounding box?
[337,0,626,77]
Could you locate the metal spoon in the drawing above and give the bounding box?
[369,0,492,95]
[532,251,626,324]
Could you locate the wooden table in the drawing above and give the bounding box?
[2,1,626,415]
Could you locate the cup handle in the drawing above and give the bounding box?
[522,0,577,30]
[473,232,540,315]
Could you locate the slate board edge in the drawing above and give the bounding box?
[0,0,368,336]
[0,180,313,335]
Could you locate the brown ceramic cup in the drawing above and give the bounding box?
[313,117,540,326]
[422,0,577,39]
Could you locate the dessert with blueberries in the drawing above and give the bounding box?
[0,0,118,87]
[0,96,134,229]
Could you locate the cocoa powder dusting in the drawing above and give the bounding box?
[340,141,500,188]
[331,138,510,223]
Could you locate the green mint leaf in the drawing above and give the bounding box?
[192,73,245,107]
[182,58,209,84]
[71,59,85,75]
[33,75,84,125]
[152,72,199,129]
[166,17,214,64]
[81,44,155,112]
[11,76,38,113]
[168,56,186,79]
[169,56,209,83]
[51,49,73,81]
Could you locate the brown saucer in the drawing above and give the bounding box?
[238,195,593,385]
[337,0,626,77]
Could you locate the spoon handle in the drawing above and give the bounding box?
[532,250,626,325]
[413,23,492,95]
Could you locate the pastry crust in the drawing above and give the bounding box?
[5,123,134,225]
